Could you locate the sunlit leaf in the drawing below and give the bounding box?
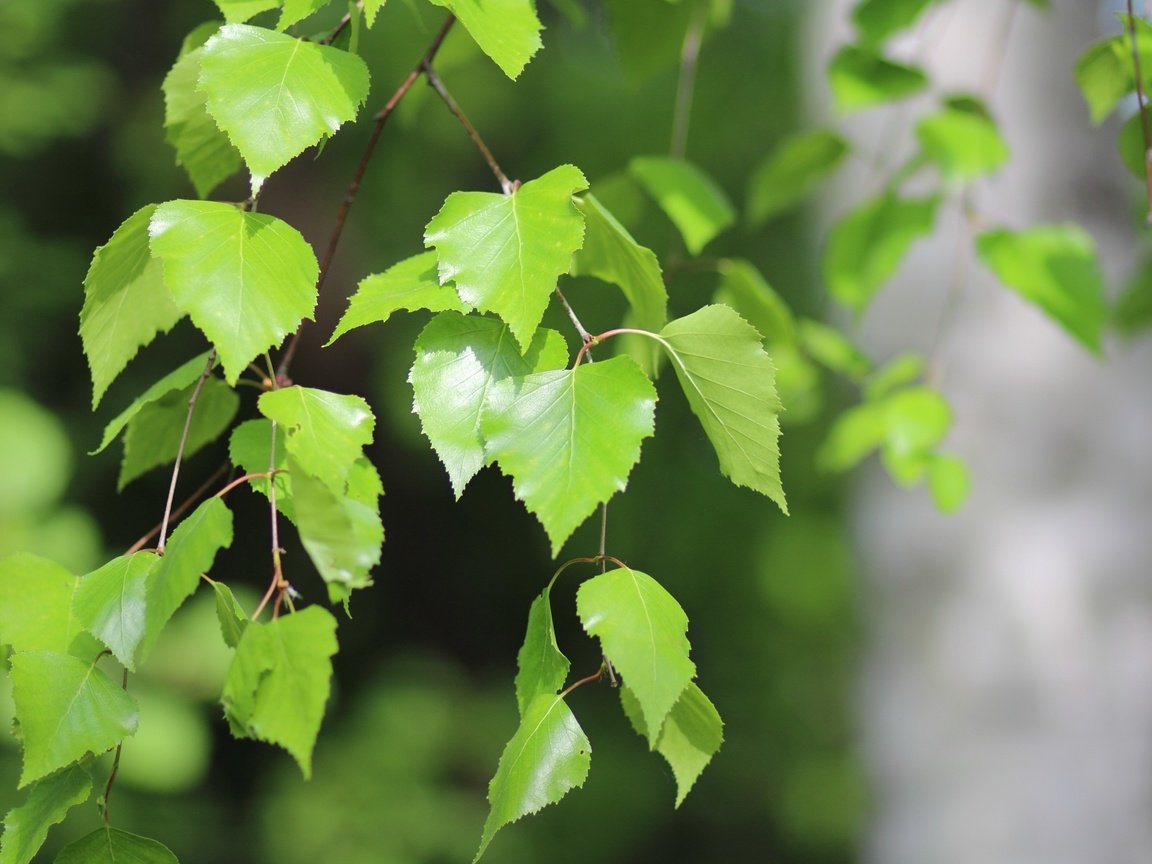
[916,96,1008,180]
[0,764,91,864]
[327,251,470,344]
[149,200,319,384]
[827,45,928,111]
[513,585,570,716]
[482,356,657,554]
[410,313,568,497]
[278,0,327,29]
[10,651,138,788]
[198,24,370,190]
[0,555,93,656]
[211,0,279,24]
[1074,18,1152,124]
[976,225,1108,353]
[221,606,338,777]
[424,165,588,352]
[54,827,178,864]
[73,552,160,670]
[474,694,590,863]
[363,0,387,26]
[746,130,848,225]
[629,157,735,255]
[80,205,183,408]
[657,305,787,512]
[576,566,694,743]
[852,0,935,45]
[715,258,795,344]
[425,0,543,79]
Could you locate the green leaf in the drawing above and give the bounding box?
[221,606,338,777]
[817,401,887,472]
[10,651,138,788]
[54,827,179,864]
[629,157,736,255]
[290,460,382,603]
[118,377,239,490]
[80,205,184,408]
[1117,111,1149,182]
[474,694,590,863]
[0,765,91,864]
[482,356,657,555]
[770,343,823,426]
[149,200,319,384]
[570,194,667,332]
[513,586,570,716]
[576,566,694,743]
[363,0,387,26]
[198,24,370,190]
[823,193,939,313]
[975,225,1108,353]
[73,552,161,670]
[797,319,872,379]
[1114,255,1152,335]
[209,579,249,648]
[327,251,470,344]
[657,305,787,512]
[1074,19,1152,124]
[883,386,951,461]
[163,23,243,198]
[424,165,588,352]
[915,96,1009,181]
[620,682,722,807]
[0,555,91,656]
[715,259,795,344]
[827,45,929,111]
[410,313,568,497]
[852,0,935,45]
[818,386,951,476]
[864,351,925,401]
[211,0,280,24]
[746,130,849,225]
[228,419,292,518]
[425,0,543,79]
[602,0,694,81]
[928,453,969,513]
[278,0,328,29]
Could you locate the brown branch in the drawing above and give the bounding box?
[125,462,228,555]
[424,65,514,194]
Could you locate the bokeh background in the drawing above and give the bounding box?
[0,0,1146,862]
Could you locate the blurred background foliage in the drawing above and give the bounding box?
[0,0,863,860]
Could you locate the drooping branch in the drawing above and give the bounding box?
[423,65,514,194]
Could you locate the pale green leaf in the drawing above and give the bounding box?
[410,313,568,497]
[823,194,939,313]
[818,386,951,476]
[221,606,338,777]
[425,0,543,79]
[916,96,1009,180]
[163,23,243,198]
[363,0,387,26]
[482,356,657,555]
[0,555,92,656]
[621,681,722,807]
[118,377,239,490]
[327,251,470,344]
[770,343,823,426]
[149,200,319,384]
[864,351,924,401]
[576,566,694,743]
[1118,111,1148,181]
[278,0,328,29]
[73,552,160,670]
[1074,19,1152,125]
[80,205,184,408]
[976,225,1108,353]
[198,25,370,190]
[797,319,872,380]
[0,765,91,864]
[209,579,249,648]
[211,0,280,24]
[424,165,588,351]
[629,157,736,255]
[852,0,936,45]
[827,45,928,111]
[54,827,178,864]
[657,305,787,512]
[746,130,849,225]
[228,419,292,519]
[883,386,951,460]
[715,258,795,344]
[474,694,590,863]
[290,460,382,603]
[928,453,970,513]
[258,387,374,496]
[817,400,887,472]
[513,586,570,716]
[10,651,138,788]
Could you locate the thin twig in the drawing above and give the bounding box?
[321,0,362,46]
[424,65,514,194]
[670,0,708,159]
[554,286,593,345]
[125,462,228,555]
[157,351,216,554]
[1128,0,1152,224]
[214,469,286,500]
[101,667,129,824]
[277,14,457,380]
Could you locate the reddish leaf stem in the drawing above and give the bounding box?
[157,350,216,554]
[572,327,656,368]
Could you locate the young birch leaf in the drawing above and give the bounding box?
[258,387,375,496]
[0,764,91,864]
[278,0,328,30]
[410,313,568,498]
[229,419,293,519]
[658,305,787,512]
[149,200,319,384]
[475,694,590,863]
[916,96,1009,181]
[975,225,1108,354]
[746,130,849,226]
[424,165,588,352]
[827,45,928,111]
[363,0,387,27]
[80,205,183,408]
[54,827,178,864]
[629,157,736,255]
[797,319,872,380]
[823,194,939,314]
[0,555,90,655]
[482,356,657,555]
[197,24,370,190]
[576,567,694,743]
[73,552,161,670]
[211,0,280,24]
[715,258,796,344]
[10,651,138,788]
[513,586,570,716]
[620,682,723,807]
[221,606,338,777]
[928,453,970,513]
[118,377,239,490]
[163,22,243,198]
[425,0,543,80]
[852,0,936,45]
[209,579,249,648]
[327,251,470,344]
[1074,20,1152,124]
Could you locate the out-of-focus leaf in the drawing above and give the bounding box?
[927,453,970,513]
[916,96,1009,180]
[851,0,935,45]
[746,130,848,225]
[0,556,91,656]
[797,319,872,380]
[714,258,795,343]
[827,45,928,112]
[864,352,924,401]
[630,157,736,255]
[1074,18,1152,125]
